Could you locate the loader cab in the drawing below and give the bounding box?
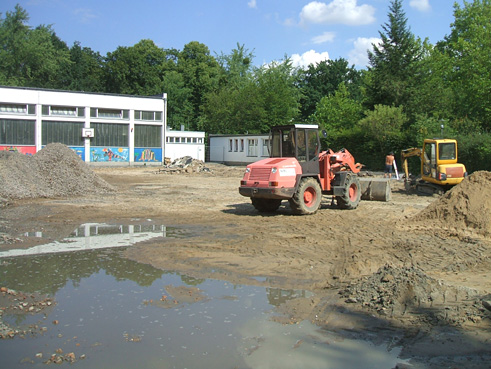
[421,138,466,186]
[270,124,320,174]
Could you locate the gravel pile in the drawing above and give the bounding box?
[0,143,114,201]
[340,264,487,325]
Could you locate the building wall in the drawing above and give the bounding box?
[165,129,205,162]
[209,134,270,165]
[0,86,167,165]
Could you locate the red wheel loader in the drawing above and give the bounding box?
[239,124,390,215]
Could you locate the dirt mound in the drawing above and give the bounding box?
[340,265,485,326]
[410,171,491,236]
[0,143,114,200]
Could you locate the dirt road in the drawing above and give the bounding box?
[1,156,491,367]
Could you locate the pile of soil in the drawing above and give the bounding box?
[408,171,491,236]
[0,144,114,201]
[340,265,487,325]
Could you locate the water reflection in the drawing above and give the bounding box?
[0,247,408,368]
[0,223,171,258]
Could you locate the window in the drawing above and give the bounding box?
[439,142,456,160]
[135,125,161,147]
[42,105,84,117]
[229,139,233,152]
[50,106,77,116]
[98,109,121,119]
[0,103,35,115]
[262,139,270,156]
[42,121,84,146]
[248,139,258,156]
[90,108,128,119]
[91,123,128,146]
[234,139,238,152]
[0,119,35,145]
[240,139,244,152]
[134,110,162,121]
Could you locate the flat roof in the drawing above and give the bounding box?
[0,85,165,100]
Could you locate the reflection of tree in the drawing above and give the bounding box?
[266,287,308,307]
[0,248,165,295]
[180,275,205,286]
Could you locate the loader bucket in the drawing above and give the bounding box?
[358,178,391,202]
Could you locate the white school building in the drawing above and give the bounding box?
[0,86,205,164]
[209,133,270,165]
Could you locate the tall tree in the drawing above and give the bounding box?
[297,58,362,121]
[61,42,105,92]
[0,5,70,88]
[365,0,424,112]
[313,82,363,136]
[439,0,491,130]
[177,41,221,130]
[216,43,254,89]
[104,39,167,95]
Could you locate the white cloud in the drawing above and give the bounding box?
[311,31,336,44]
[73,8,97,23]
[348,37,381,68]
[291,50,330,68]
[248,0,257,9]
[300,0,376,26]
[409,0,431,12]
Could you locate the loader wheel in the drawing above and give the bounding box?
[251,198,282,213]
[336,174,361,210]
[289,177,322,215]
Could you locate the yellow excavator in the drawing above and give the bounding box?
[401,138,467,195]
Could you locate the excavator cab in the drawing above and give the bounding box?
[421,138,466,186]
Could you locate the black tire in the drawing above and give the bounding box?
[251,198,282,213]
[336,173,361,210]
[289,177,322,215]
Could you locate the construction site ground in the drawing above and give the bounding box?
[0,145,490,368]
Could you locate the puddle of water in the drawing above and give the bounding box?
[0,223,175,258]
[0,231,409,369]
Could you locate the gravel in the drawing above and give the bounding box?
[0,143,114,200]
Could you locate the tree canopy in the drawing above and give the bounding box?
[1,1,490,171]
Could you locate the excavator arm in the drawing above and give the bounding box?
[401,148,422,189]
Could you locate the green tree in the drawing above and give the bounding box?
[0,5,71,88]
[365,0,424,113]
[200,58,301,134]
[60,42,105,92]
[104,39,167,95]
[439,0,491,129]
[297,58,362,121]
[358,104,407,156]
[177,41,221,130]
[163,70,194,130]
[251,58,301,132]
[313,82,363,145]
[216,43,254,89]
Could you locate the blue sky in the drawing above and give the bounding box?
[1,0,464,69]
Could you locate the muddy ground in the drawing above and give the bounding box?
[1,153,491,368]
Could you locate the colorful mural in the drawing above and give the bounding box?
[0,146,36,155]
[91,147,129,162]
[69,147,85,161]
[134,148,162,162]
